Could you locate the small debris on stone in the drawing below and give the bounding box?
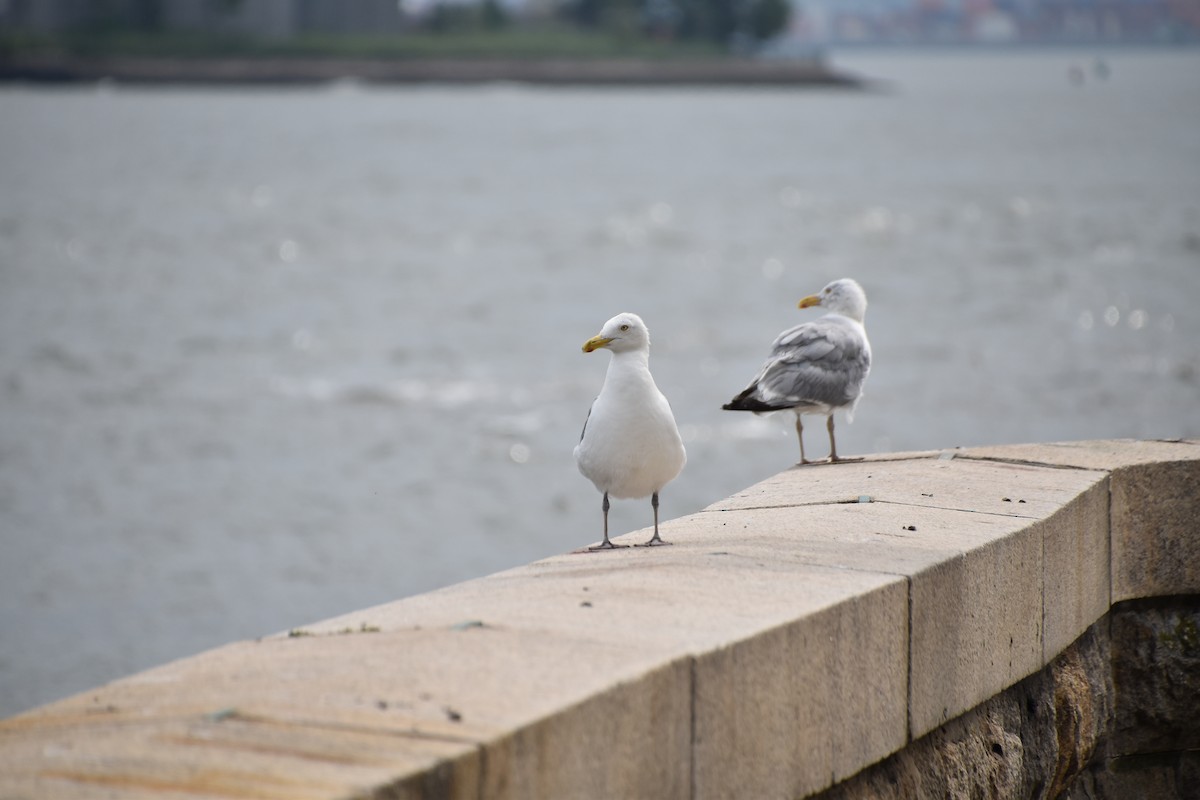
[903,525,917,531]
[444,706,463,723]
[580,601,593,608]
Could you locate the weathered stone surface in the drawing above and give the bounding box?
[1044,635,1113,799]
[819,622,1113,800]
[908,523,1043,739]
[307,526,903,659]
[816,599,1200,800]
[707,452,1113,737]
[820,623,1108,800]
[1109,599,1200,755]
[962,439,1200,603]
[692,579,907,799]
[479,656,692,800]
[316,515,912,800]
[622,498,1047,746]
[1040,478,1111,660]
[0,628,689,800]
[709,453,1107,522]
[961,439,1199,472]
[1110,459,1200,601]
[0,681,481,800]
[1064,751,1200,800]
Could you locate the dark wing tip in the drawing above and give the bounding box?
[723,396,788,413]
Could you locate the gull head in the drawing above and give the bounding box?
[798,278,867,323]
[582,312,650,354]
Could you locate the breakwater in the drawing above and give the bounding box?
[0,439,1196,798]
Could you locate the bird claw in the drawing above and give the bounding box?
[587,541,629,552]
[636,535,671,547]
[796,455,863,467]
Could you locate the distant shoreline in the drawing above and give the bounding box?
[0,54,865,87]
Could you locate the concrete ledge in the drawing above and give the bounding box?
[1,438,1196,799]
[962,439,1200,602]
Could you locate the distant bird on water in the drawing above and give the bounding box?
[575,313,686,550]
[723,278,872,464]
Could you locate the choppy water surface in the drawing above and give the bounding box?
[1,49,1198,716]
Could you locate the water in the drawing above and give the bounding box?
[1,49,1198,718]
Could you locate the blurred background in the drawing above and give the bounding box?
[1,0,1198,718]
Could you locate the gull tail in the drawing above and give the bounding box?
[722,388,787,413]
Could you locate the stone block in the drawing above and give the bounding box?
[1041,477,1111,660]
[961,439,1198,472]
[964,439,1200,603]
[908,522,1043,738]
[0,691,481,800]
[300,514,913,800]
[1110,458,1200,601]
[668,498,1045,744]
[704,454,1101,740]
[692,578,907,799]
[480,657,692,799]
[308,531,900,658]
[710,452,1107,524]
[816,620,1115,800]
[0,627,688,800]
[1109,601,1200,755]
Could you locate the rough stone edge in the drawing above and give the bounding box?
[817,614,1114,800]
[809,597,1200,800]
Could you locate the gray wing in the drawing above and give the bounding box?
[579,401,594,443]
[753,318,870,408]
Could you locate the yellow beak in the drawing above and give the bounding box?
[582,335,613,353]
[798,294,822,309]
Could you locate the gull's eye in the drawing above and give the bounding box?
[620,324,630,332]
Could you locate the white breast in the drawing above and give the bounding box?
[574,359,686,500]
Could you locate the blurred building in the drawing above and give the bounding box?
[793,0,1199,44]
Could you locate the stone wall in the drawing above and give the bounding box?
[0,439,1196,799]
[816,598,1200,800]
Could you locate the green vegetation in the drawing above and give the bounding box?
[0,0,790,61]
[1158,613,1200,655]
[1,27,736,60]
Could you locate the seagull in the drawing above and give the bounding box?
[723,278,872,464]
[575,313,686,550]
